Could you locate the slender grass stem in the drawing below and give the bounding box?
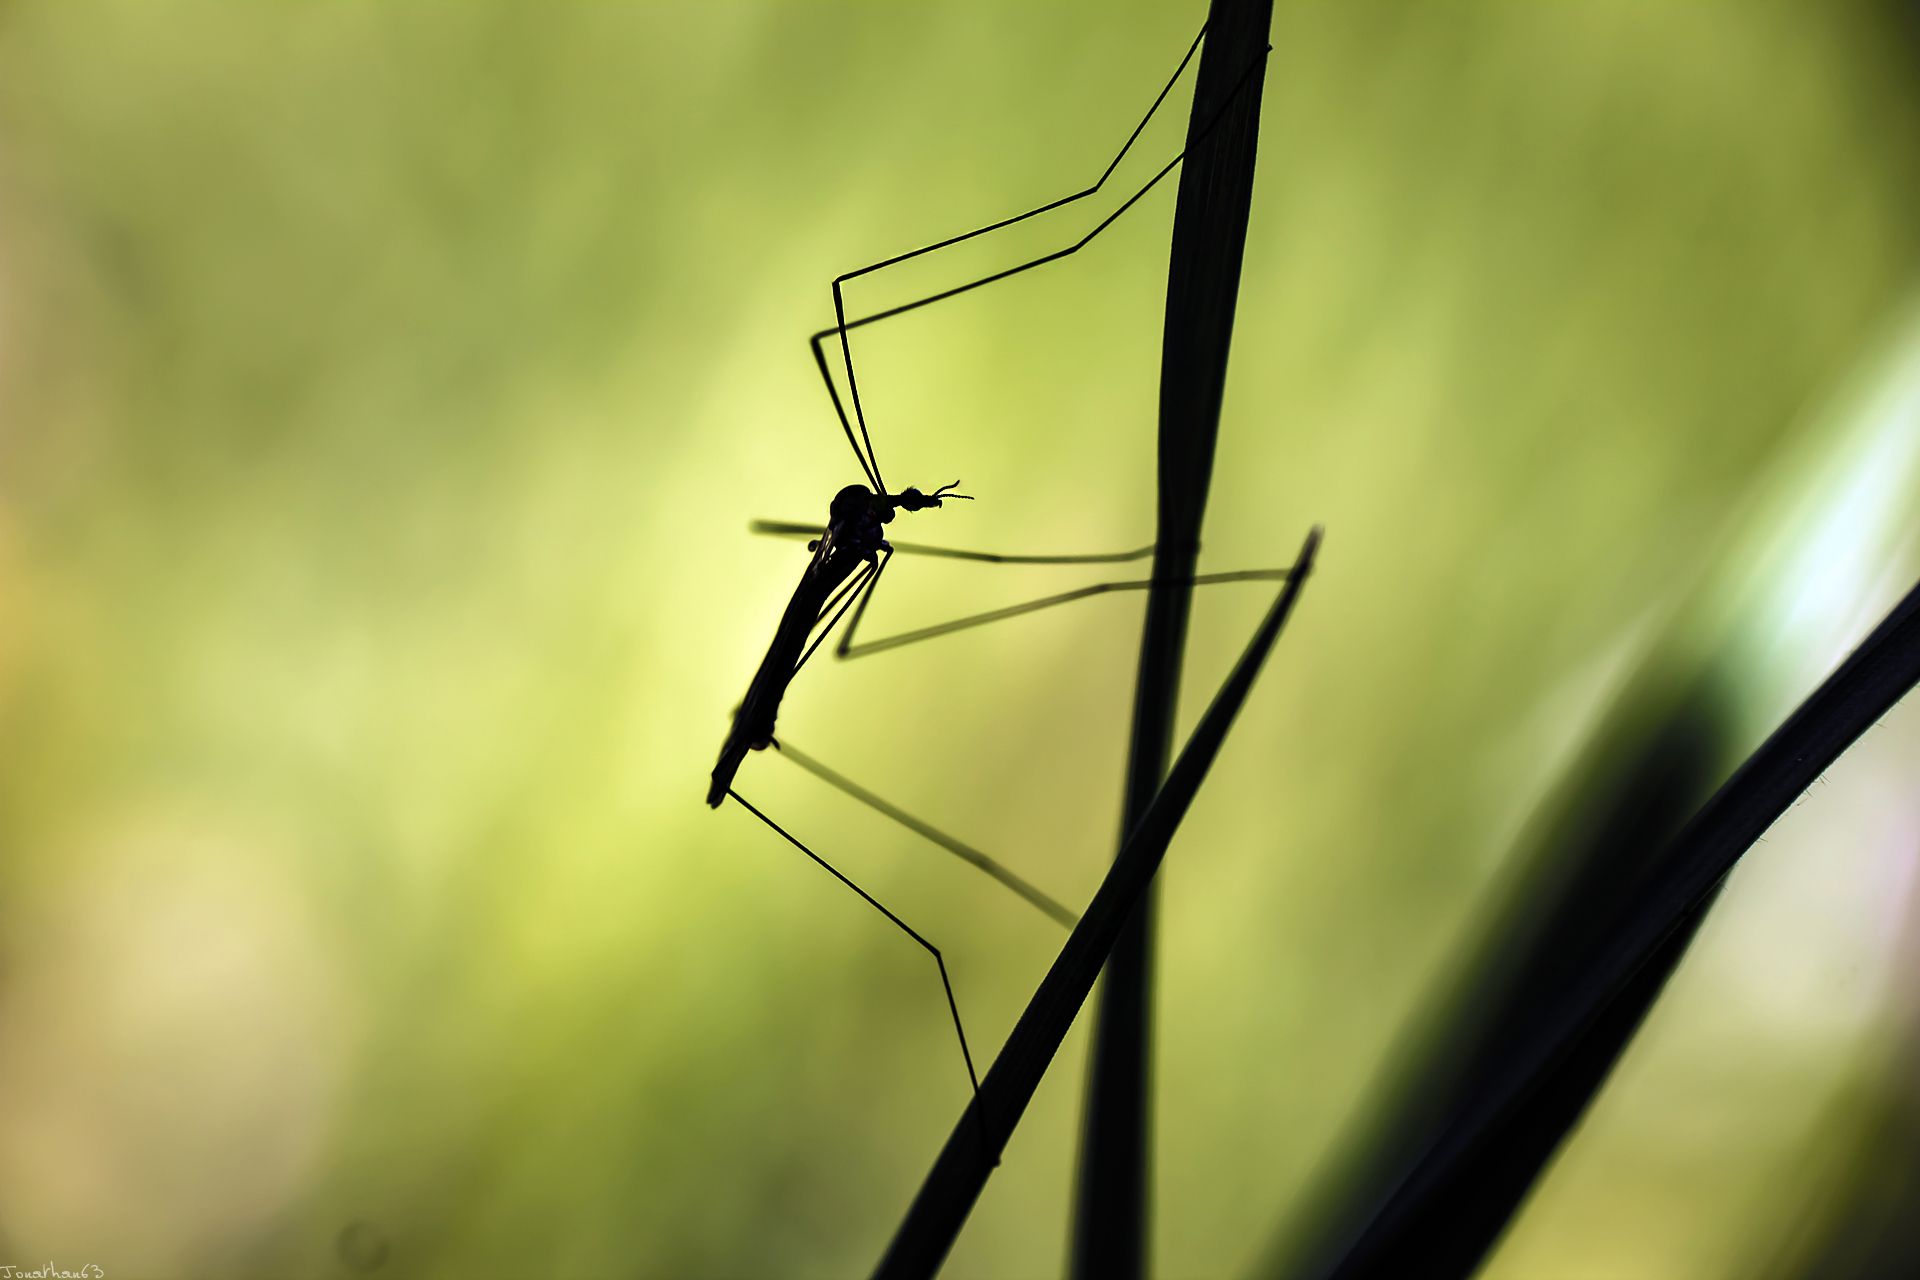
[1074,2,1274,1276]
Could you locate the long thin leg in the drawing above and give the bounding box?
[812,558,878,634]
[823,24,1210,492]
[752,519,1156,567]
[813,38,1272,487]
[839,566,1296,660]
[726,788,993,1160]
[771,740,1077,929]
[835,547,891,660]
[793,557,880,680]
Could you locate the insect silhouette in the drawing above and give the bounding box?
[705,478,971,811]
[709,20,1280,1127]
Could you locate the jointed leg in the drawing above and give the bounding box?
[838,566,1297,660]
[812,558,878,636]
[725,788,993,1159]
[820,23,1211,492]
[812,35,1273,488]
[834,548,890,660]
[771,739,1077,929]
[752,519,1155,567]
[792,556,881,680]
[754,522,1291,661]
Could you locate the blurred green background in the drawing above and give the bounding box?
[2,3,1918,1278]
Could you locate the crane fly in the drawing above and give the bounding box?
[706,480,969,809]
[708,18,1279,1139]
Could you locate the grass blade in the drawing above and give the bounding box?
[1075,2,1275,1273]
[1301,574,1920,1279]
[1265,698,1729,1280]
[871,526,1320,1280]
[1263,305,1920,1280]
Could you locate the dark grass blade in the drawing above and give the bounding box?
[1075,2,1274,1274]
[1290,574,1920,1280]
[1264,698,1728,1279]
[871,526,1320,1280]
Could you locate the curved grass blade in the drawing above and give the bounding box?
[1262,298,1920,1280]
[1306,574,1920,1279]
